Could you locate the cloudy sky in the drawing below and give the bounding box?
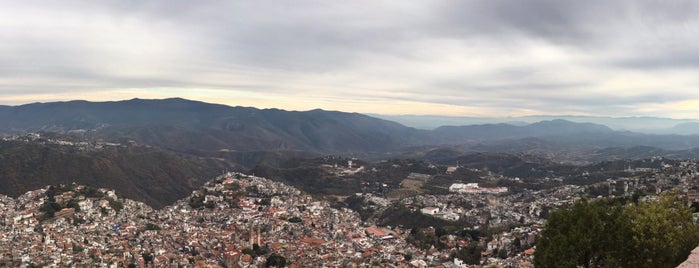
[0,1,698,118]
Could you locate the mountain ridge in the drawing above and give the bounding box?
[0,98,428,154]
[373,113,699,133]
[2,98,699,165]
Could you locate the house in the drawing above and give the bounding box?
[440,212,460,221]
[420,207,439,215]
[446,167,458,174]
[365,227,388,238]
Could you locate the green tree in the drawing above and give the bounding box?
[497,248,508,259]
[66,199,81,212]
[513,237,521,249]
[145,223,161,230]
[242,248,255,256]
[411,228,438,250]
[536,200,602,267]
[106,198,123,212]
[265,254,286,267]
[624,193,699,268]
[535,193,699,268]
[452,244,483,265]
[142,252,154,265]
[253,243,267,256]
[38,201,61,220]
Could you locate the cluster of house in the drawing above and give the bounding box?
[1,156,698,267]
[0,173,516,267]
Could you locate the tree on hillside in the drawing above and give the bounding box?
[265,254,286,267]
[452,244,483,265]
[534,199,625,267]
[535,193,699,268]
[624,193,699,268]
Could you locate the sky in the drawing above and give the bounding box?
[0,0,698,118]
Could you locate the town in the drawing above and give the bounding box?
[0,153,697,267]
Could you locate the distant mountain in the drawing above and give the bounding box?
[471,137,699,163]
[0,98,429,155]
[0,98,242,130]
[432,119,614,143]
[666,122,699,135]
[3,98,699,166]
[10,98,699,208]
[373,114,699,133]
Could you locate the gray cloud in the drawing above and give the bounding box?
[0,1,698,117]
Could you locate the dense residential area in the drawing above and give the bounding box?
[1,153,698,267]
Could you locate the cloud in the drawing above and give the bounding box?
[0,0,697,118]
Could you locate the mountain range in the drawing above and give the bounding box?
[0,98,426,155]
[3,98,699,162]
[3,98,699,207]
[372,114,699,133]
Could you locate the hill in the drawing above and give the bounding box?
[0,98,429,155]
[432,119,614,143]
[0,139,230,208]
[373,114,699,133]
[5,98,699,159]
[4,98,699,207]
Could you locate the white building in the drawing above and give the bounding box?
[449,183,507,194]
[420,207,439,215]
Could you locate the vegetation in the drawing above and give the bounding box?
[37,184,129,221]
[141,252,154,265]
[189,193,206,209]
[251,163,360,196]
[106,197,123,212]
[380,204,470,231]
[0,140,226,208]
[535,192,699,268]
[38,201,61,221]
[344,194,377,221]
[242,244,268,258]
[452,244,484,265]
[145,223,161,231]
[265,253,286,267]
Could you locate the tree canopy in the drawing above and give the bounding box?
[535,192,699,268]
[265,254,286,267]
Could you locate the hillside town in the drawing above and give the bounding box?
[0,156,697,267]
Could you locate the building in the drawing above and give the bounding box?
[449,183,508,194]
[420,207,439,215]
